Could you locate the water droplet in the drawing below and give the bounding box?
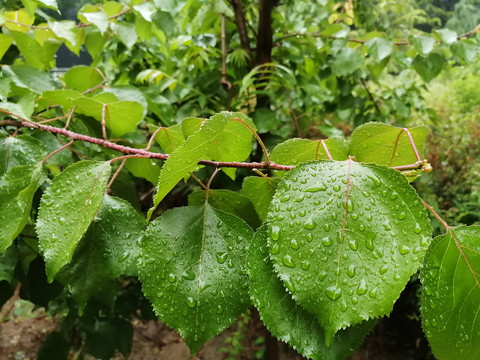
[357,279,367,295]
[399,245,410,255]
[216,252,228,264]
[325,286,342,301]
[186,297,196,308]
[303,218,317,230]
[347,264,356,278]
[359,224,365,231]
[280,195,291,203]
[348,239,357,251]
[182,270,196,280]
[290,239,299,250]
[318,271,328,281]
[369,288,378,299]
[362,191,370,198]
[365,237,374,251]
[414,224,422,234]
[305,185,327,192]
[379,265,388,275]
[167,273,176,283]
[270,226,281,241]
[284,277,296,292]
[333,185,341,192]
[322,236,333,247]
[299,210,306,217]
[347,199,354,212]
[301,260,310,270]
[216,305,223,314]
[323,224,331,232]
[270,242,279,254]
[282,254,295,268]
[368,175,381,187]
[389,192,398,200]
[398,212,406,220]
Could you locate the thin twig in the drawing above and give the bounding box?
[220,15,233,90]
[360,79,382,114]
[190,172,208,190]
[146,127,163,151]
[101,104,108,140]
[402,128,422,162]
[320,140,333,160]
[107,158,127,190]
[232,117,270,164]
[205,168,220,199]
[41,140,74,164]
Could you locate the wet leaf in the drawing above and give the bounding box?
[58,195,144,310]
[139,205,252,353]
[267,160,432,343]
[37,160,111,281]
[248,226,375,360]
[421,225,480,360]
[241,176,280,222]
[189,189,261,229]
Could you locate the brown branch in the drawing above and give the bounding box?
[220,15,233,90]
[359,79,382,114]
[277,24,480,46]
[229,0,252,54]
[0,119,293,171]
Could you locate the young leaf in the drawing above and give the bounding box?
[58,195,144,310]
[124,157,160,185]
[241,176,280,222]
[37,161,111,281]
[248,226,375,360]
[270,137,349,176]
[148,112,234,219]
[111,22,138,49]
[139,205,253,353]
[0,34,14,60]
[266,160,432,343]
[63,66,104,92]
[413,53,444,82]
[152,124,185,153]
[411,35,436,54]
[365,37,393,62]
[4,9,34,33]
[421,225,480,360]
[0,164,44,253]
[78,7,109,34]
[0,135,47,173]
[0,246,18,283]
[331,47,363,77]
[349,122,429,167]
[188,189,261,229]
[2,65,55,94]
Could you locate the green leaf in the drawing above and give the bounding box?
[85,319,133,359]
[74,97,145,137]
[248,226,375,360]
[421,225,480,360]
[0,164,44,253]
[124,157,160,185]
[188,189,261,229]
[0,135,47,174]
[35,0,59,10]
[102,1,124,17]
[48,20,78,48]
[38,89,83,110]
[58,195,144,309]
[435,29,457,44]
[63,66,104,92]
[365,37,393,62]
[349,122,429,167]
[240,176,280,222]
[270,137,349,176]
[331,47,363,77]
[148,112,234,219]
[0,246,18,283]
[0,34,14,60]
[413,53,444,82]
[0,102,30,120]
[451,41,479,63]
[181,117,204,138]
[266,160,432,343]
[134,3,157,22]
[411,35,436,54]
[85,28,107,58]
[111,22,138,49]
[9,31,55,69]
[31,132,73,167]
[37,160,111,281]
[2,65,55,94]
[37,332,70,360]
[139,205,252,353]
[4,9,34,33]
[153,124,185,153]
[79,7,109,35]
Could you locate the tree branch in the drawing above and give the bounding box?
[229,0,252,55]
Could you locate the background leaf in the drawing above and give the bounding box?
[240,176,280,222]
[421,225,480,360]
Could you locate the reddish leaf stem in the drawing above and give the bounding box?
[320,139,333,160]
[41,140,74,164]
[233,117,270,164]
[107,158,127,190]
[402,128,422,162]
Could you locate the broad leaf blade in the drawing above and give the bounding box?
[148,112,234,219]
[241,176,280,222]
[58,195,144,310]
[267,160,432,342]
[37,160,111,281]
[421,225,480,360]
[0,135,47,174]
[249,226,375,360]
[63,66,104,92]
[270,137,349,176]
[139,205,253,353]
[349,122,429,167]
[0,164,44,253]
[188,189,261,229]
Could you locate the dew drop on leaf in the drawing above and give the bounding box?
[325,286,342,301]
